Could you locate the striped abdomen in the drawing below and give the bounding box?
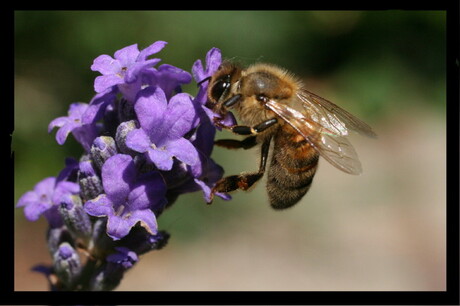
[267,127,319,209]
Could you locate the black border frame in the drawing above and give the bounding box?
[8,4,459,305]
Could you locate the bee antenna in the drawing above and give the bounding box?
[197,76,211,87]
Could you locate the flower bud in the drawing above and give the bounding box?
[58,195,92,241]
[47,226,72,256]
[53,242,81,289]
[90,136,118,170]
[78,159,104,201]
[115,120,138,154]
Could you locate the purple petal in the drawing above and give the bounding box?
[48,116,68,132]
[192,47,222,82]
[81,88,117,124]
[106,215,131,240]
[54,123,74,145]
[114,44,139,66]
[206,48,222,72]
[167,138,200,167]
[24,200,53,222]
[43,207,64,228]
[193,85,208,106]
[191,119,217,157]
[72,125,99,152]
[129,209,158,235]
[129,171,166,211]
[127,184,152,211]
[52,181,80,205]
[162,93,197,139]
[125,128,151,153]
[118,79,144,104]
[56,157,79,183]
[153,64,192,98]
[101,154,136,203]
[194,178,213,202]
[16,191,39,208]
[147,148,173,171]
[138,41,167,61]
[107,247,138,268]
[157,64,192,84]
[67,102,89,118]
[84,194,114,217]
[194,179,231,202]
[91,54,121,74]
[191,60,204,82]
[221,111,238,127]
[34,177,57,195]
[124,59,161,83]
[78,159,97,176]
[106,208,158,240]
[94,74,124,93]
[134,86,167,135]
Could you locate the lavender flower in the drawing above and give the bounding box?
[17,176,79,228]
[125,86,200,172]
[84,154,166,240]
[48,102,99,152]
[91,41,166,101]
[16,41,231,291]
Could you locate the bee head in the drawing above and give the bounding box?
[207,62,242,106]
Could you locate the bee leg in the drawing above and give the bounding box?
[214,135,257,150]
[209,138,271,204]
[215,118,278,136]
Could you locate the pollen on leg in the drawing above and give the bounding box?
[237,176,249,190]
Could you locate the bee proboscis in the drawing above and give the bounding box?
[205,62,376,209]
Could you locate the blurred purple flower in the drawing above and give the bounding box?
[48,102,99,152]
[17,177,79,228]
[84,154,167,240]
[125,86,200,172]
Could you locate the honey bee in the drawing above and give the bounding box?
[204,62,376,209]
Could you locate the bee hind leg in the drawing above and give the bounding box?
[208,138,271,204]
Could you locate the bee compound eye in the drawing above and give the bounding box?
[211,75,231,101]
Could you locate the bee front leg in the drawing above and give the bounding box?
[214,117,278,136]
[209,137,271,204]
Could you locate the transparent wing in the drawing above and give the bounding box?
[266,100,363,175]
[295,89,377,138]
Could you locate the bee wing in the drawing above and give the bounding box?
[295,90,377,138]
[266,100,363,175]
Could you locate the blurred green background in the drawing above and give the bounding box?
[14,11,446,291]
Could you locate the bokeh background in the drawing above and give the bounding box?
[14,11,446,291]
